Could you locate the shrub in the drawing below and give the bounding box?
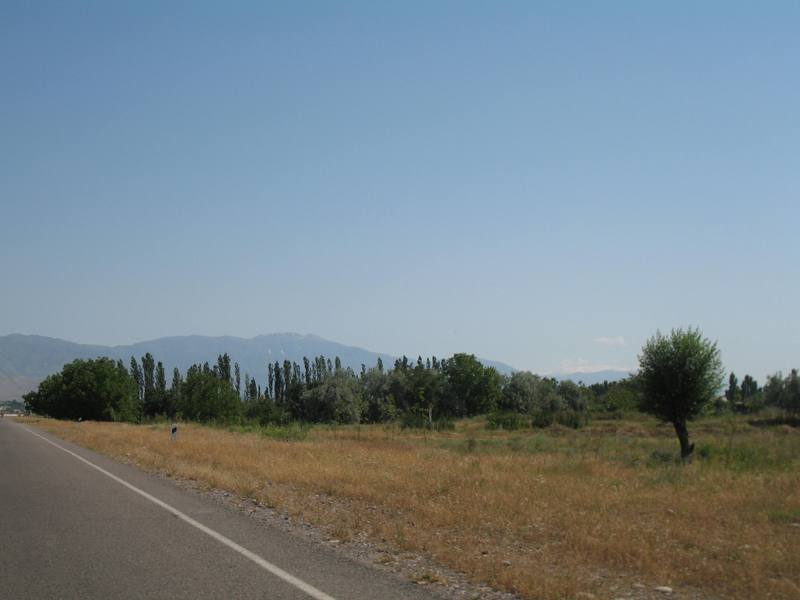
[400,408,454,431]
[556,409,587,429]
[487,411,527,430]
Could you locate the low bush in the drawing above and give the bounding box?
[487,411,527,430]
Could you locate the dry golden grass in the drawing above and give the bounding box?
[23,416,800,599]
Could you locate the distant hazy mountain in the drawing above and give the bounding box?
[0,374,43,403]
[552,369,632,386]
[0,333,517,400]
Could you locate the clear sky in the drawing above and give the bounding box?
[1,2,798,380]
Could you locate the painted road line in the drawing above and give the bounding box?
[18,424,336,600]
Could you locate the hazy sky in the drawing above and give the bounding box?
[2,2,798,379]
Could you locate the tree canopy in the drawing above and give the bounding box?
[23,358,139,422]
[638,327,724,459]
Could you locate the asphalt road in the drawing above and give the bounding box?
[0,418,439,600]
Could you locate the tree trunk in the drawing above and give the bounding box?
[673,419,695,462]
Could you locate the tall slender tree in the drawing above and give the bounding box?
[141,353,156,415]
[169,367,182,417]
[155,361,167,413]
[234,362,241,397]
[274,362,284,404]
[725,372,740,403]
[129,357,143,404]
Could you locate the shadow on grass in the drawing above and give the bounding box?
[747,416,800,428]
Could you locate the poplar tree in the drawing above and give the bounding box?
[267,363,274,399]
[141,353,156,415]
[274,363,284,404]
[129,357,143,403]
[234,362,241,397]
[155,361,167,411]
[169,367,182,417]
[741,375,759,398]
[725,372,740,403]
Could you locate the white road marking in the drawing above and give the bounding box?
[19,424,336,600]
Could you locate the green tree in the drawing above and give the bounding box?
[638,327,724,460]
[361,366,395,422]
[141,353,156,416]
[130,356,144,417]
[786,369,800,417]
[179,366,241,422]
[500,371,560,417]
[601,383,638,414]
[168,367,182,417]
[273,362,284,404]
[407,359,446,426]
[23,358,138,422]
[764,370,800,418]
[217,353,232,384]
[725,372,740,405]
[154,361,167,414]
[442,354,500,416]
[740,374,759,399]
[301,372,364,423]
[234,362,241,398]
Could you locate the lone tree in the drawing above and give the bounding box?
[638,327,724,460]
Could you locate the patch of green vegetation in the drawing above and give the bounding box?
[429,414,800,475]
[766,508,800,524]
[486,411,528,430]
[226,421,310,441]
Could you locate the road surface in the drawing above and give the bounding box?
[0,418,440,599]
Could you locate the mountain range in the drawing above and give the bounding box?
[0,333,522,401]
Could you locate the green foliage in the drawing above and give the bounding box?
[725,372,740,404]
[638,327,724,423]
[400,407,454,430]
[487,411,527,430]
[601,385,639,415]
[178,366,241,422]
[245,397,291,426]
[498,371,592,429]
[556,409,587,429]
[763,369,800,417]
[741,374,759,398]
[226,421,309,441]
[501,372,555,413]
[441,354,500,416]
[361,366,396,423]
[638,327,725,459]
[27,339,786,441]
[23,358,139,422]
[141,352,156,416]
[301,372,364,423]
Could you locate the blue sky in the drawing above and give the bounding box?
[1,2,798,380]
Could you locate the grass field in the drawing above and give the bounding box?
[23,415,800,599]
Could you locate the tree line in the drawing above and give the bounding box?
[24,352,609,427]
[23,332,800,455]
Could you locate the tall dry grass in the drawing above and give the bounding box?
[25,417,800,599]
